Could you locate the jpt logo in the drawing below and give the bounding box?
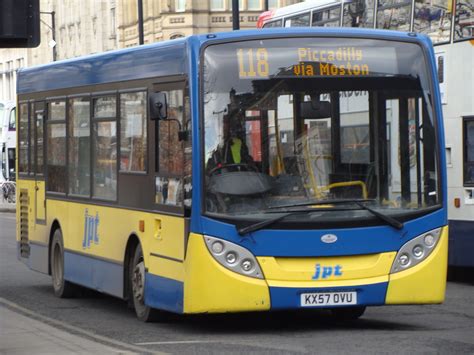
[312,264,343,280]
[82,209,100,249]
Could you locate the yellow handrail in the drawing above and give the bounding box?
[321,180,368,199]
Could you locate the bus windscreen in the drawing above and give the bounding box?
[203,37,440,226]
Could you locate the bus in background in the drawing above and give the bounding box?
[258,0,474,269]
[17,28,447,322]
[0,100,16,182]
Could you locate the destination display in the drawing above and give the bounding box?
[236,45,388,78]
[204,38,425,92]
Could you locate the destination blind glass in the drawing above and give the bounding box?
[204,37,426,83]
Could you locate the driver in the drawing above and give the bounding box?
[207,112,255,173]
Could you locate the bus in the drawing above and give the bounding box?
[17,28,447,322]
[0,100,16,182]
[258,0,473,269]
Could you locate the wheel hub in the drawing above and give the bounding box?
[132,261,145,302]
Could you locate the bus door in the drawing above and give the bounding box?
[33,101,46,224]
[150,79,189,263]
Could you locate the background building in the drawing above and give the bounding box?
[0,0,302,101]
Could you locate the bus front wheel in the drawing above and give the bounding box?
[130,244,160,322]
[50,229,76,298]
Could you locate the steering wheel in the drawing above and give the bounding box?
[208,163,258,176]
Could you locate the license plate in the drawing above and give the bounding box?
[300,291,357,307]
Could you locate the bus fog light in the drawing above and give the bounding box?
[225,251,237,264]
[424,234,435,247]
[412,245,424,258]
[211,241,224,254]
[241,259,253,272]
[204,235,264,279]
[399,253,410,266]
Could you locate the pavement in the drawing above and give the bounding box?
[0,302,135,354]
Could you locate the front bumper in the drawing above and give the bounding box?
[181,227,448,313]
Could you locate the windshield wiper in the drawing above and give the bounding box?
[351,201,404,230]
[237,210,310,236]
[238,198,403,235]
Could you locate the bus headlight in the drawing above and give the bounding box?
[204,235,264,279]
[391,228,442,273]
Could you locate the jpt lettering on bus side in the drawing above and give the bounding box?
[82,209,100,249]
[312,264,343,280]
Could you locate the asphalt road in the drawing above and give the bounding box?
[1,212,473,354]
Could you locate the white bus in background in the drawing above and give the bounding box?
[258,0,474,268]
[0,101,16,182]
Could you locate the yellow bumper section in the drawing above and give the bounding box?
[386,226,448,304]
[183,233,270,314]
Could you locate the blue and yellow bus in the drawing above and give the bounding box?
[17,28,447,322]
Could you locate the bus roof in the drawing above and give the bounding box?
[17,28,432,95]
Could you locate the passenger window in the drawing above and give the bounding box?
[376,0,412,31]
[18,103,28,173]
[47,100,67,193]
[454,0,473,41]
[285,12,311,27]
[120,91,147,172]
[313,6,341,27]
[343,0,375,28]
[414,0,453,43]
[464,117,474,185]
[68,97,91,196]
[92,95,117,200]
[35,109,44,174]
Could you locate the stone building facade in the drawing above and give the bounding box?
[0,0,301,100]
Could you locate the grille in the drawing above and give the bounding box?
[19,189,30,258]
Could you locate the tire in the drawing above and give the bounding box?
[331,306,366,320]
[130,244,161,322]
[50,229,76,298]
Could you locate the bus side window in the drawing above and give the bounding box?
[46,100,67,193]
[92,95,117,200]
[18,103,29,174]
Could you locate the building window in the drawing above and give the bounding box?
[93,95,117,200]
[175,0,186,12]
[248,0,261,10]
[47,100,67,193]
[211,0,226,10]
[68,97,91,196]
[110,7,116,37]
[268,0,279,9]
[464,117,474,185]
[120,91,147,172]
[227,0,244,10]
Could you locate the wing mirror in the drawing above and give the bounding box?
[149,91,168,120]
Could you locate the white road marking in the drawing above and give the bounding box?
[0,297,165,354]
[136,340,219,345]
